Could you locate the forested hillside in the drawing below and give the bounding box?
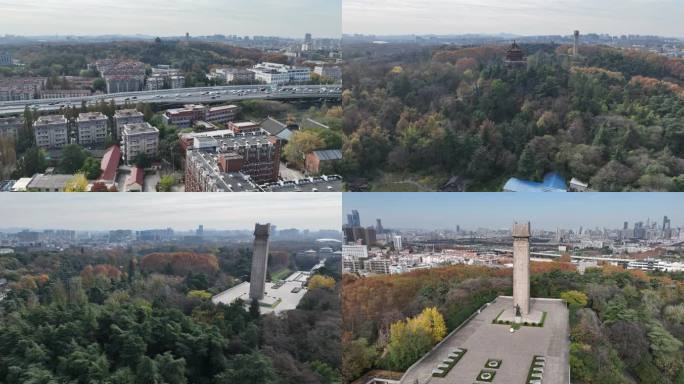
[341,263,684,383]
[341,43,684,191]
[0,245,341,384]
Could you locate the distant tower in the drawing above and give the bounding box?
[249,223,271,301]
[573,30,580,56]
[376,219,384,234]
[186,32,190,42]
[196,225,204,236]
[513,222,531,315]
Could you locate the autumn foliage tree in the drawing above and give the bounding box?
[140,252,219,276]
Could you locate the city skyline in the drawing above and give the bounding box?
[343,193,684,231]
[343,0,684,37]
[0,193,342,231]
[0,0,341,38]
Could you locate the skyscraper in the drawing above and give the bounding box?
[249,223,271,301]
[348,210,361,227]
[376,219,384,234]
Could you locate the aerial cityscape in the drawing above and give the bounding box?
[0,193,343,383]
[342,193,684,383]
[2,1,684,384]
[0,0,343,192]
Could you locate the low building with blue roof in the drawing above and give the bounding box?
[503,172,568,192]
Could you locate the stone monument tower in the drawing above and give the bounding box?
[573,30,580,56]
[249,223,270,301]
[512,222,531,315]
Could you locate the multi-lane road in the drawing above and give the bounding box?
[0,84,342,115]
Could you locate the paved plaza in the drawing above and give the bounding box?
[400,296,569,384]
[211,271,309,314]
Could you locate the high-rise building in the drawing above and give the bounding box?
[393,235,402,251]
[376,219,384,234]
[349,210,361,227]
[196,225,204,236]
[249,223,270,301]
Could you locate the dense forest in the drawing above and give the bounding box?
[340,43,684,191]
[341,263,684,383]
[0,243,341,384]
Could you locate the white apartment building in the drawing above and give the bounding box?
[121,122,159,163]
[114,109,144,140]
[250,62,311,85]
[34,115,68,149]
[77,112,108,147]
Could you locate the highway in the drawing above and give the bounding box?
[0,84,342,115]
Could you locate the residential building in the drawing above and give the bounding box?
[77,112,108,147]
[313,65,342,81]
[34,114,68,149]
[145,75,165,91]
[114,109,144,140]
[0,116,22,138]
[185,130,281,187]
[39,89,92,99]
[305,149,342,174]
[163,104,239,128]
[95,60,146,93]
[121,122,159,163]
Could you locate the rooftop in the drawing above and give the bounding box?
[99,146,121,181]
[503,172,567,192]
[114,109,144,118]
[26,174,73,190]
[312,149,342,161]
[261,175,343,192]
[35,115,67,125]
[123,122,159,135]
[77,112,107,121]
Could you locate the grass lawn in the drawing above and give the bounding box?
[271,268,292,282]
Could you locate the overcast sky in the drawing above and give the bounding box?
[344,0,684,37]
[0,193,341,231]
[344,193,684,231]
[0,0,341,38]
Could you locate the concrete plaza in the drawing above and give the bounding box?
[400,296,569,384]
[211,271,310,314]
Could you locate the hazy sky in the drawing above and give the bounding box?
[0,193,341,231]
[344,0,684,37]
[343,193,684,231]
[0,0,341,38]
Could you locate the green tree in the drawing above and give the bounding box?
[59,144,88,174]
[80,157,101,180]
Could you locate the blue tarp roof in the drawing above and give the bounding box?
[503,172,568,192]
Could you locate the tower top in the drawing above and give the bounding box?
[512,222,531,238]
[254,223,270,236]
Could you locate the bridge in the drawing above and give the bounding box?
[0,84,342,115]
[494,248,636,263]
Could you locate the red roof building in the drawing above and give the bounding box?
[125,166,144,192]
[99,145,121,182]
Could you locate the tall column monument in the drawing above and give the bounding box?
[249,223,271,301]
[512,222,531,315]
